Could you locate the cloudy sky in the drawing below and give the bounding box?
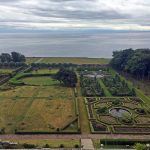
[0,0,150,31]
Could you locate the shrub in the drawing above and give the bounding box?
[97,107,107,114]
[135,108,146,115]
[112,99,121,106]
[43,144,50,148]
[134,143,146,150]
[23,143,36,149]
[59,144,64,148]
[74,144,80,148]
[120,113,133,124]
[0,128,5,134]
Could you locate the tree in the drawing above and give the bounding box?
[0,53,12,62]
[110,49,150,79]
[11,52,26,62]
[55,68,77,87]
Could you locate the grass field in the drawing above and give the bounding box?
[22,76,59,86]
[31,69,58,74]
[26,57,110,64]
[0,69,14,74]
[0,75,77,133]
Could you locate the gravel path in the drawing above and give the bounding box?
[0,134,150,140]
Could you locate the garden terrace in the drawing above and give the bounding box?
[85,97,150,134]
[0,69,80,134]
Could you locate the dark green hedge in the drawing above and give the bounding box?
[100,139,150,145]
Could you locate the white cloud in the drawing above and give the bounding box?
[0,0,150,30]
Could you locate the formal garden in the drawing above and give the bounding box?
[78,68,150,135]
[85,97,150,134]
[0,54,149,137]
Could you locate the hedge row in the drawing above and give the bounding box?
[100,139,150,145]
[15,130,81,134]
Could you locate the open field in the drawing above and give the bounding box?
[26,57,110,64]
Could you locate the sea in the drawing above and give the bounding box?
[0,30,150,58]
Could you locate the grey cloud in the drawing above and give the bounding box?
[0,0,150,30]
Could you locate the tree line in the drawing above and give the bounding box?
[110,48,150,79]
[0,52,26,63]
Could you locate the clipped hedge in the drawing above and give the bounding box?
[100,139,150,146]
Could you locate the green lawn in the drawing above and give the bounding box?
[31,69,58,74]
[99,79,112,97]
[22,76,59,86]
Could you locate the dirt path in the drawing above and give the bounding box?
[35,58,44,63]
[0,134,150,140]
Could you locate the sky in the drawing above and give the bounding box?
[0,0,150,31]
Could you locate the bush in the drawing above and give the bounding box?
[97,107,107,114]
[43,144,50,148]
[59,144,64,148]
[23,143,36,149]
[135,108,146,115]
[120,113,133,124]
[74,144,80,148]
[112,99,121,106]
[134,143,146,150]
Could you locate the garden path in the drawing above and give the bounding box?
[0,134,150,140]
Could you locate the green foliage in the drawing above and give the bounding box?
[97,107,107,114]
[59,144,64,148]
[80,76,104,96]
[112,99,121,106]
[110,49,150,78]
[74,144,80,148]
[11,52,26,62]
[102,75,135,96]
[120,112,133,124]
[43,144,50,148]
[55,68,77,87]
[23,143,36,149]
[0,52,26,63]
[134,143,146,150]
